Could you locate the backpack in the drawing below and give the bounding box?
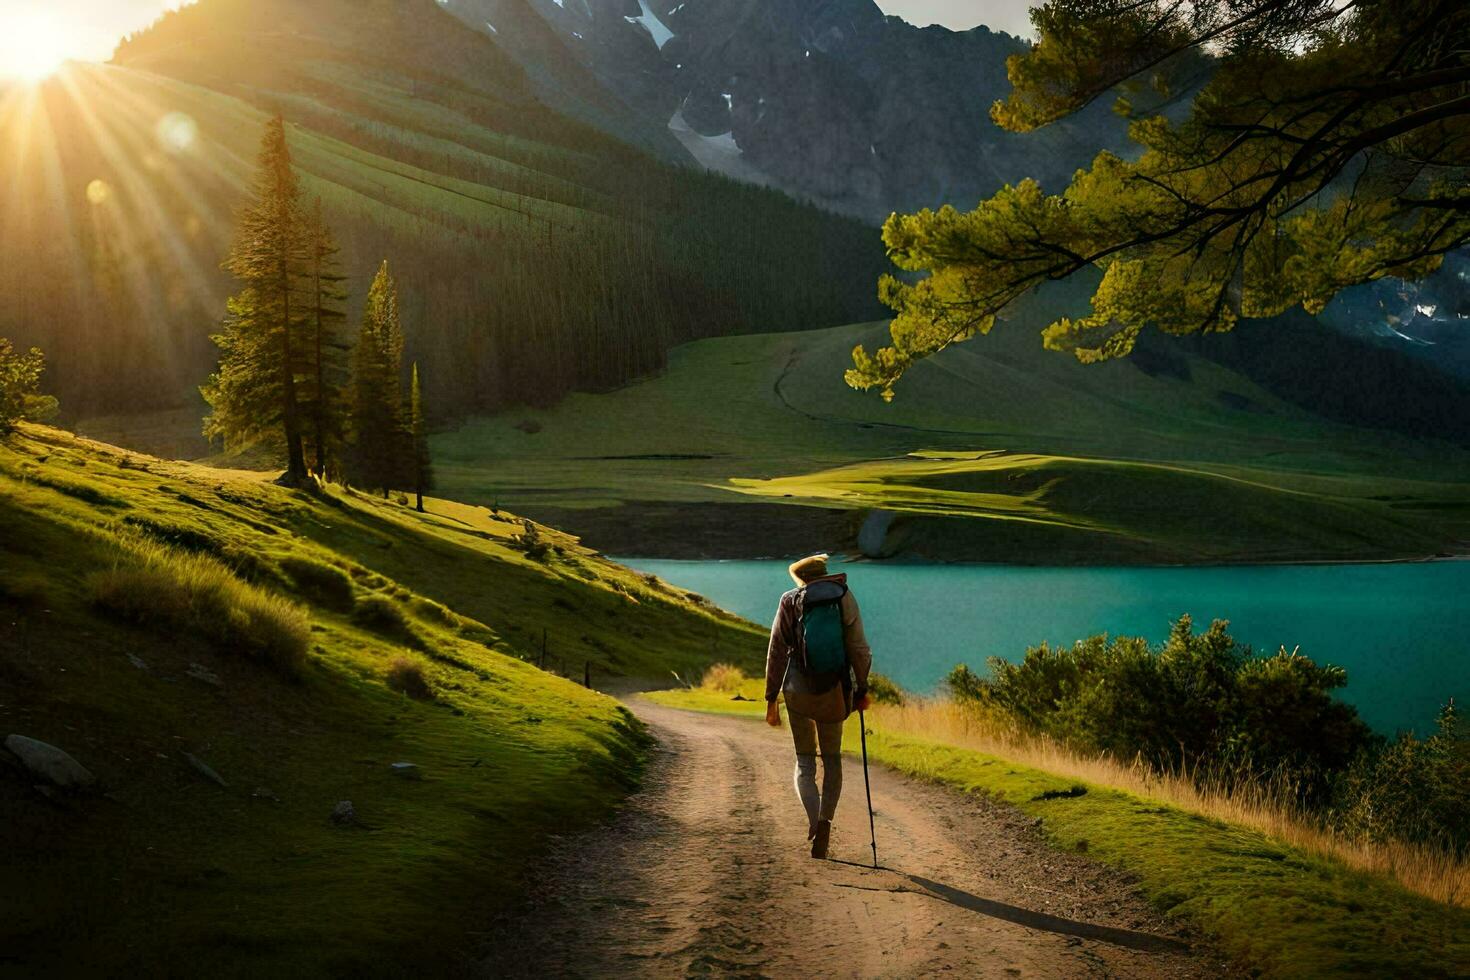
[800,583,848,674]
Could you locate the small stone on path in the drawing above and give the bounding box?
[331,800,357,825]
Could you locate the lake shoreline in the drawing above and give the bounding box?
[619,557,1470,736]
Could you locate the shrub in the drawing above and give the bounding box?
[352,593,420,647]
[1331,700,1470,854]
[280,555,355,611]
[90,541,309,676]
[952,615,1375,798]
[700,662,747,693]
[0,339,58,433]
[865,672,905,706]
[516,519,550,561]
[385,655,433,700]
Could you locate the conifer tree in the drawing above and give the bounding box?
[301,198,349,479]
[201,113,310,484]
[349,260,406,495]
[409,362,434,513]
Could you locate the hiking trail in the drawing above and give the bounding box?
[484,700,1230,978]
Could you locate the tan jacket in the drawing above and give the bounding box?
[764,574,872,721]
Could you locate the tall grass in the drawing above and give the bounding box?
[90,538,310,676]
[871,697,1470,908]
[700,662,747,694]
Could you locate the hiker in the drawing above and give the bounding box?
[764,553,872,859]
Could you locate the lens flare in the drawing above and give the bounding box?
[0,10,69,83]
[86,179,112,205]
[156,112,198,153]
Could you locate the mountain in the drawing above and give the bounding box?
[0,0,884,422]
[444,0,1134,221]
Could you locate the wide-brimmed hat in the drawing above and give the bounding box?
[788,553,829,586]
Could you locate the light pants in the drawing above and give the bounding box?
[789,709,844,825]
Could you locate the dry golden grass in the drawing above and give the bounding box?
[700,662,748,694]
[90,537,310,675]
[871,696,1470,908]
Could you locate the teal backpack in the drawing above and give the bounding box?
[800,585,848,674]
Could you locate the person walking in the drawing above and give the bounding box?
[764,553,872,859]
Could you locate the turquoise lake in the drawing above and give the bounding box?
[623,559,1470,735]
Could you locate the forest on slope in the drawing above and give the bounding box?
[0,0,883,424]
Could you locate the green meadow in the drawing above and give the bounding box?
[435,312,1470,562]
[0,424,761,975]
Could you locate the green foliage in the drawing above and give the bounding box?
[516,518,551,562]
[279,554,355,611]
[0,340,58,433]
[865,671,906,706]
[90,539,310,676]
[301,198,350,479]
[1332,700,1470,854]
[955,615,1375,795]
[348,261,409,493]
[202,114,313,482]
[409,362,433,511]
[851,0,1470,398]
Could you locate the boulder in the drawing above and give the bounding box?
[331,800,356,825]
[390,762,422,780]
[5,735,95,789]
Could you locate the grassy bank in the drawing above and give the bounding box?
[434,315,1470,564]
[0,424,762,975]
[646,676,1470,978]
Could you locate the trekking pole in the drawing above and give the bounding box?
[858,709,878,869]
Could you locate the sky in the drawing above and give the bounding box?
[0,0,1030,77]
[877,1,1034,36]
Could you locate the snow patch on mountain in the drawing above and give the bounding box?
[625,0,674,49]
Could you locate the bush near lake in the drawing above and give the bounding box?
[1331,700,1470,855]
[951,615,1470,861]
[949,615,1374,799]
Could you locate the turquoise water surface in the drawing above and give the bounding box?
[623,559,1470,735]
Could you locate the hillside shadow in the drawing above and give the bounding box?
[828,860,1190,954]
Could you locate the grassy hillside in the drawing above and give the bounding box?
[0,0,883,420]
[434,300,1470,562]
[0,423,761,974]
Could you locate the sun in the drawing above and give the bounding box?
[0,10,70,83]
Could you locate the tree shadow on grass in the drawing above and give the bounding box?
[827,859,1190,954]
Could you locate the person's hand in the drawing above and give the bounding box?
[765,700,781,727]
[854,691,871,712]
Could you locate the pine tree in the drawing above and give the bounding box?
[349,260,406,495]
[201,113,310,484]
[301,198,349,479]
[409,362,434,512]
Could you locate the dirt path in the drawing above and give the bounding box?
[483,701,1227,978]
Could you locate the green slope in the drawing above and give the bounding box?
[433,307,1470,563]
[0,424,761,974]
[0,0,883,420]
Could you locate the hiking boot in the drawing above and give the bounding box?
[810,819,832,859]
